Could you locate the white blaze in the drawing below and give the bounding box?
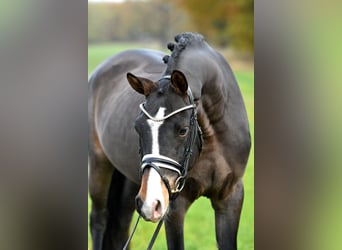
[142,107,167,219]
[146,107,165,155]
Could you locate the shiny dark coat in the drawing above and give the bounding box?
[89,33,251,250]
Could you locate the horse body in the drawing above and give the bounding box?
[89,33,251,250]
[90,49,166,183]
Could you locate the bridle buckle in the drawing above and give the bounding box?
[174,176,186,193]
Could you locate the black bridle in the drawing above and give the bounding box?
[123,76,203,250]
[139,78,203,200]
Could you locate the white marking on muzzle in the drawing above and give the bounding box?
[141,107,167,220]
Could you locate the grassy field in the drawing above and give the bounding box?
[88,43,254,249]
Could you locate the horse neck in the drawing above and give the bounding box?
[172,47,225,96]
[171,46,250,174]
[177,49,227,144]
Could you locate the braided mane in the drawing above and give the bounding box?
[163,32,204,75]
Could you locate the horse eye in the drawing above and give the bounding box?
[179,127,189,137]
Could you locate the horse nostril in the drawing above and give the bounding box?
[155,200,161,213]
[151,200,162,221]
[135,196,143,212]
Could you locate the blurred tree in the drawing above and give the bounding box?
[88,1,194,46]
[88,4,114,43]
[88,0,253,53]
[174,0,254,52]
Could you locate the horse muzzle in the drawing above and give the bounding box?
[135,194,163,222]
[135,154,184,222]
[135,166,168,222]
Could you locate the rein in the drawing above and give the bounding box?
[123,214,164,250]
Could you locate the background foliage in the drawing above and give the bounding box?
[88,0,253,53]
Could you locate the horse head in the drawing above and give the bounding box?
[127,70,200,222]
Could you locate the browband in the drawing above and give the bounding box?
[139,103,195,122]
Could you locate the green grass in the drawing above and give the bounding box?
[88,43,254,249]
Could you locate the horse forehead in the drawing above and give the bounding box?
[145,93,171,114]
[153,107,166,119]
[143,84,188,118]
[144,98,167,117]
[157,79,170,91]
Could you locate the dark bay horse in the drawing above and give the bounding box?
[89,33,251,250]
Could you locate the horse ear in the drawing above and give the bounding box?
[171,70,188,96]
[127,73,156,96]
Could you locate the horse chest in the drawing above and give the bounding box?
[188,147,233,199]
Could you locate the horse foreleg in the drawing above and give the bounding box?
[165,179,202,250]
[211,179,244,250]
[164,197,187,250]
[89,156,114,250]
[105,176,138,250]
